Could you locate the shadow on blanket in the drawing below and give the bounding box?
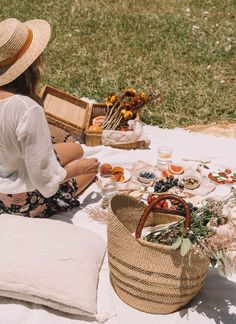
[48,191,102,224]
[180,267,236,324]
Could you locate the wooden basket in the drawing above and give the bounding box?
[40,85,90,140]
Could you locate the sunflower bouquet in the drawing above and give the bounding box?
[101,88,149,131]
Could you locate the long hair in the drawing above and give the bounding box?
[2,54,44,106]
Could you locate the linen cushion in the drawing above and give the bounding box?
[0,214,106,318]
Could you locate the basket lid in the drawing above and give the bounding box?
[40,85,90,131]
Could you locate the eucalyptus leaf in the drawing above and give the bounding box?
[180,238,192,256]
[171,237,182,250]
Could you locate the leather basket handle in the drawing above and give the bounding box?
[135,194,191,239]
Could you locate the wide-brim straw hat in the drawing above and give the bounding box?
[0,18,51,86]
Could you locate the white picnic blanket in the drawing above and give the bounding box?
[0,125,236,324]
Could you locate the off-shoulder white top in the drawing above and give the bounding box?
[0,94,66,198]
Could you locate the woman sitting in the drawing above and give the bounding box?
[0,18,99,217]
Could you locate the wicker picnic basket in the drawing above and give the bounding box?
[108,194,210,314]
[85,103,107,146]
[40,85,90,140]
[85,105,147,149]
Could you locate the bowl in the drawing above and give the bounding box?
[137,170,157,184]
[181,175,201,190]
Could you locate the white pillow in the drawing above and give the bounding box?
[0,214,106,319]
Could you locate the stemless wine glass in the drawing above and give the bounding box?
[99,175,118,199]
[156,146,173,168]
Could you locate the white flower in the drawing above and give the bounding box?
[230,206,236,227]
[227,242,236,268]
[222,203,231,217]
[216,224,234,241]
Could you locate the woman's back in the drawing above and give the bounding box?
[0,94,65,195]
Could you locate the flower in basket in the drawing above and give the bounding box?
[144,189,236,276]
[102,88,149,131]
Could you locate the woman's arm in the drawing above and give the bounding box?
[62,158,99,183]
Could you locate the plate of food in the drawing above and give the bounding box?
[99,163,131,183]
[208,168,236,185]
[181,175,201,190]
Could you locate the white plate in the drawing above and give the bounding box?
[119,169,131,183]
[207,169,236,186]
[208,176,236,186]
[98,169,131,183]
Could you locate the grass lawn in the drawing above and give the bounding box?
[1,0,235,127]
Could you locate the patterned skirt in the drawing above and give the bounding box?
[0,154,80,218]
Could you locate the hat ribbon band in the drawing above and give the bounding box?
[0,28,33,68]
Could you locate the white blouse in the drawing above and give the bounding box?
[0,94,66,198]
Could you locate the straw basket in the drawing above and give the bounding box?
[85,103,107,146]
[108,194,210,314]
[85,106,147,149]
[40,85,90,140]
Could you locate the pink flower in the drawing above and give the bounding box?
[216,224,235,242]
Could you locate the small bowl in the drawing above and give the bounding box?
[181,175,200,190]
[137,170,157,184]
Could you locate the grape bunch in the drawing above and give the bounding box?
[176,202,198,214]
[154,177,184,193]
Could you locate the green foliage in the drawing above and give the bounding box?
[1,0,235,127]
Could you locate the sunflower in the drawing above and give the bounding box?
[124,88,137,97]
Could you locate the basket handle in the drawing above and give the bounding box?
[135,194,191,239]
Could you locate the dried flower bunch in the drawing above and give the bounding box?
[145,189,236,275]
[101,88,149,131]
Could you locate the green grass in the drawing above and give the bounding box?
[1,0,235,127]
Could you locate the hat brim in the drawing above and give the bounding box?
[0,19,51,86]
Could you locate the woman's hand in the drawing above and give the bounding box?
[73,158,100,175]
[63,158,100,183]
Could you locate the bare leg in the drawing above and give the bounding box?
[74,173,97,196]
[53,143,84,166]
[53,143,96,196]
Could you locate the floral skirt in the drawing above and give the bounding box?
[0,153,80,218]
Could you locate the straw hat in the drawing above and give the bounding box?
[0,18,51,86]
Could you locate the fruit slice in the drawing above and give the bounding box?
[168,164,184,175]
[161,168,172,178]
[92,115,106,126]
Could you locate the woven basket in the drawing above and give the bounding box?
[40,85,90,139]
[85,103,107,146]
[85,106,147,149]
[48,123,76,144]
[109,140,148,150]
[108,194,210,314]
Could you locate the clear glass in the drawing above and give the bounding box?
[156,146,173,168]
[99,175,117,199]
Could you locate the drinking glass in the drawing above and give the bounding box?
[99,175,117,199]
[156,146,173,168]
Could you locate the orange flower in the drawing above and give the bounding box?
[106,94,118,106]
[139,91,146,100]
[110,95,118,103]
